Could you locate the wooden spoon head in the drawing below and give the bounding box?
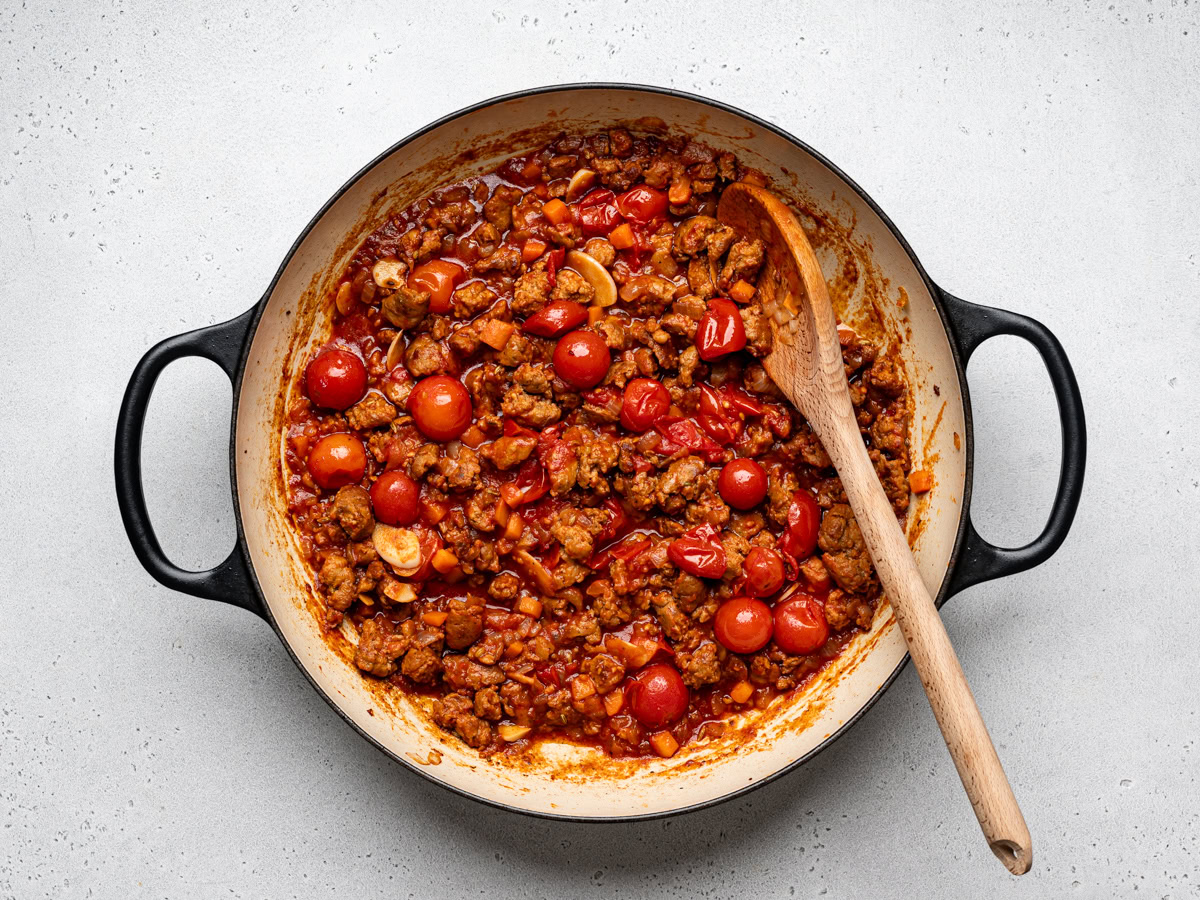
[717,182,850,427]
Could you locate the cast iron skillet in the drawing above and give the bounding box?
[114,83,1086,820]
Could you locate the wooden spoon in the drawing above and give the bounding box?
[719,182,1032,875]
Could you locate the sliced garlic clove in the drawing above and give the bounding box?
[372,257,406,290]
[564,249,618,308]
[497,724,532,742]
[565,168,596,201]
[386,332,405,371]
[335,281,355,316]
[372,524,422,575]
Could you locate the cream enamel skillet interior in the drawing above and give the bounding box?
[116,84,1085,820]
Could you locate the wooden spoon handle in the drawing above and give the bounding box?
[820,419,1033,874]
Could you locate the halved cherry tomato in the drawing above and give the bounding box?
[778,491,821,561]
[714,596,774,654]
[408,259,466,315]
[588,534,652,571]
[405,523,444,583]
[503,418,538,440]
[499,457,550,508]
[620,378,671,432]
[307,433,367,490]
[773,595,829,655]
[615,185,668,223]
[629,663,689,728]
[743,547,786,597]
[305,349,367,410]
[576,188,620,236]
[408,375,473,441]
[522,300,588,338]
[595,497,631,544]
[695,298,747,361]
[718,458,768,510]
[370,470,420,526]
[668,523,727,579]
[553,329,611,389]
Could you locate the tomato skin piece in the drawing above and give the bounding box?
[370,470,420,526]
[408,259,466,315]
[522,300,588,338]
[552,329,611,389]
[714,596,774,654]
[773,595,829,655]
[620,378,671,432]
[717,458,768,510]
[667,523,727,579]
[407,375,473,441]
[307,433,367,490]
[695,298,747,361]
[743,547,786,597]
[629,663,689,728]
[305,349,367,410]
[778,491,821,561]
[576,189,620,236]
[615,185,668,223]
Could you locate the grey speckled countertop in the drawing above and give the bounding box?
[2,2,1198,897]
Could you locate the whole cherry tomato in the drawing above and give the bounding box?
[668,523,727,579]
[576,189,620,236]
[307,433,367,490]
[717,458,768,510]
[370,470,420,526]
[553,329,611,389]
[773,595,829,655]
[714,596,774,654]
[408,259,466,315]
[695,298,747,361]
[629,663,689,728]
[615,185,668,223]
[522,300,588,337]
[407,375,473,441]
[620,378,671,432]
[743,547,786,597]
[305,349,367,410]
[778,491,821,561]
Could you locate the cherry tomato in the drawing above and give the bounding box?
[407,375,473,441]
[615,185,668,223]
[499,457,550,507]
[778,491,821,561]
[522,300,588,338]
[408,259,466,315]
[620,378,671,432]
[553,329,611,389]
[370,470,420,526]
[305,349,367,410]
[667,523,727,579]
[307,433,367,490]
[629,663,689,728]
[714,596,774,654]
[695,298,747,361]
[576,189,620,236]
[743,547,786,597]
[717,458,768,510]
[773,595,829,655]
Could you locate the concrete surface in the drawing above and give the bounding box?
[2,1,1198,897]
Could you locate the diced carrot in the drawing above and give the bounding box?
[503,512,524,541]
[650,731,680,758]
[522,238,547,264]
[431,548,459,574]
[910,470,934,493]
[667,176,692,206]
[420,498,449,524]
[587,306,604,326]
[532,183,550,199]
[515,596,543,618]
[521,160,543,181]
[493,499,511,529]
[422,611,449,627]
[729,279,756,303]
[505,640,525,659]
[570,675,597,702]
[730,680,754,704]
[458,425,486,449]
[542,198,571,225]
[603,688,625,717]
[478,318,514,350]
[609,222,635,250]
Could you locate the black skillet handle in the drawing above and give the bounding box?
[938,290,1087,596]
[115,308,265,618]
